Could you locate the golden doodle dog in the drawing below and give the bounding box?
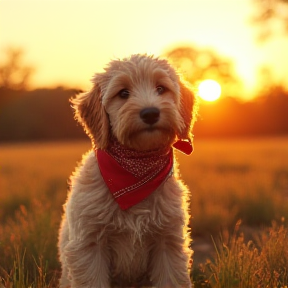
[58,54,197,288]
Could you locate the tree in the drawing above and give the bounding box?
[252,0,288,41]
[0,48,34,90]
[164,45,242,98]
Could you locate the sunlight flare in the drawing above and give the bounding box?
[198,79,221,101]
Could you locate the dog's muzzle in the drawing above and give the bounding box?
[140,107,160,125]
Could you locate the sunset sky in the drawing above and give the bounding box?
[1,0,288,99]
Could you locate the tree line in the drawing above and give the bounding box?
[1,85,288,143]
[1,44,288,142]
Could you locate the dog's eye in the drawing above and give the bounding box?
[118,89,130,99]
[156,86,166,95]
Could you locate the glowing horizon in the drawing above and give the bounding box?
[1,0,288,99]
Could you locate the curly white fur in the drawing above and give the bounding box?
[58,54,197,288]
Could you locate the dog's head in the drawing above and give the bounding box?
[72,54,197,151]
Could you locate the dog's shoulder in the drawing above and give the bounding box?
[68,149,109,199]
[71,149,99,183]
[66,149,116,218]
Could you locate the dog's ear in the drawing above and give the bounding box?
[178,80,197,141]
[71,79,110,149]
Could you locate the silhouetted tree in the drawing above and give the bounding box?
[252,0,288,41]
[0,48,34,90]
[164,45,242,97]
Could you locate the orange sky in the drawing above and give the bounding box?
[1,0,288,99]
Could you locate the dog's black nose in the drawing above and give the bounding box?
[140,107,160,125]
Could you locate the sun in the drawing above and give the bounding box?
[198,79,221,101]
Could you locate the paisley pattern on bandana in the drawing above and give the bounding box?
[107,138,171,178]
[96,139,173,210]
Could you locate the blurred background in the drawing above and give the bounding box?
[1,0,288,287]
[1,0,288,140]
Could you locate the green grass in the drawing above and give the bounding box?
[0,138,288,287]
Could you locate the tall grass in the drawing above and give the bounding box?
[177,137,288,236]
[0,201,60,287]
[0,141,90,287]
[1,138,288,287]
[195,220,288,288]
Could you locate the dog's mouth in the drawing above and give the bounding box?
[128,125,173,138]
[141,125,173,134]
[123,124,176,151]
[143,126,159,132]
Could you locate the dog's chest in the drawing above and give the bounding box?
[106,195,162,279]
[108,222,151,284]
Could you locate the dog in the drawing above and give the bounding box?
[58,54,197,288]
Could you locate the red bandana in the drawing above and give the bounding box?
[96,138,193,210]
[96,139,173,210]
[173,139,193,155]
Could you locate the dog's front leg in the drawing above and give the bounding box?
[148,226,192,288]
[64,237,110,288]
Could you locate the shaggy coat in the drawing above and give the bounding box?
[58,54,197,288]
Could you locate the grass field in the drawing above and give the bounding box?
[1,137,288,287]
